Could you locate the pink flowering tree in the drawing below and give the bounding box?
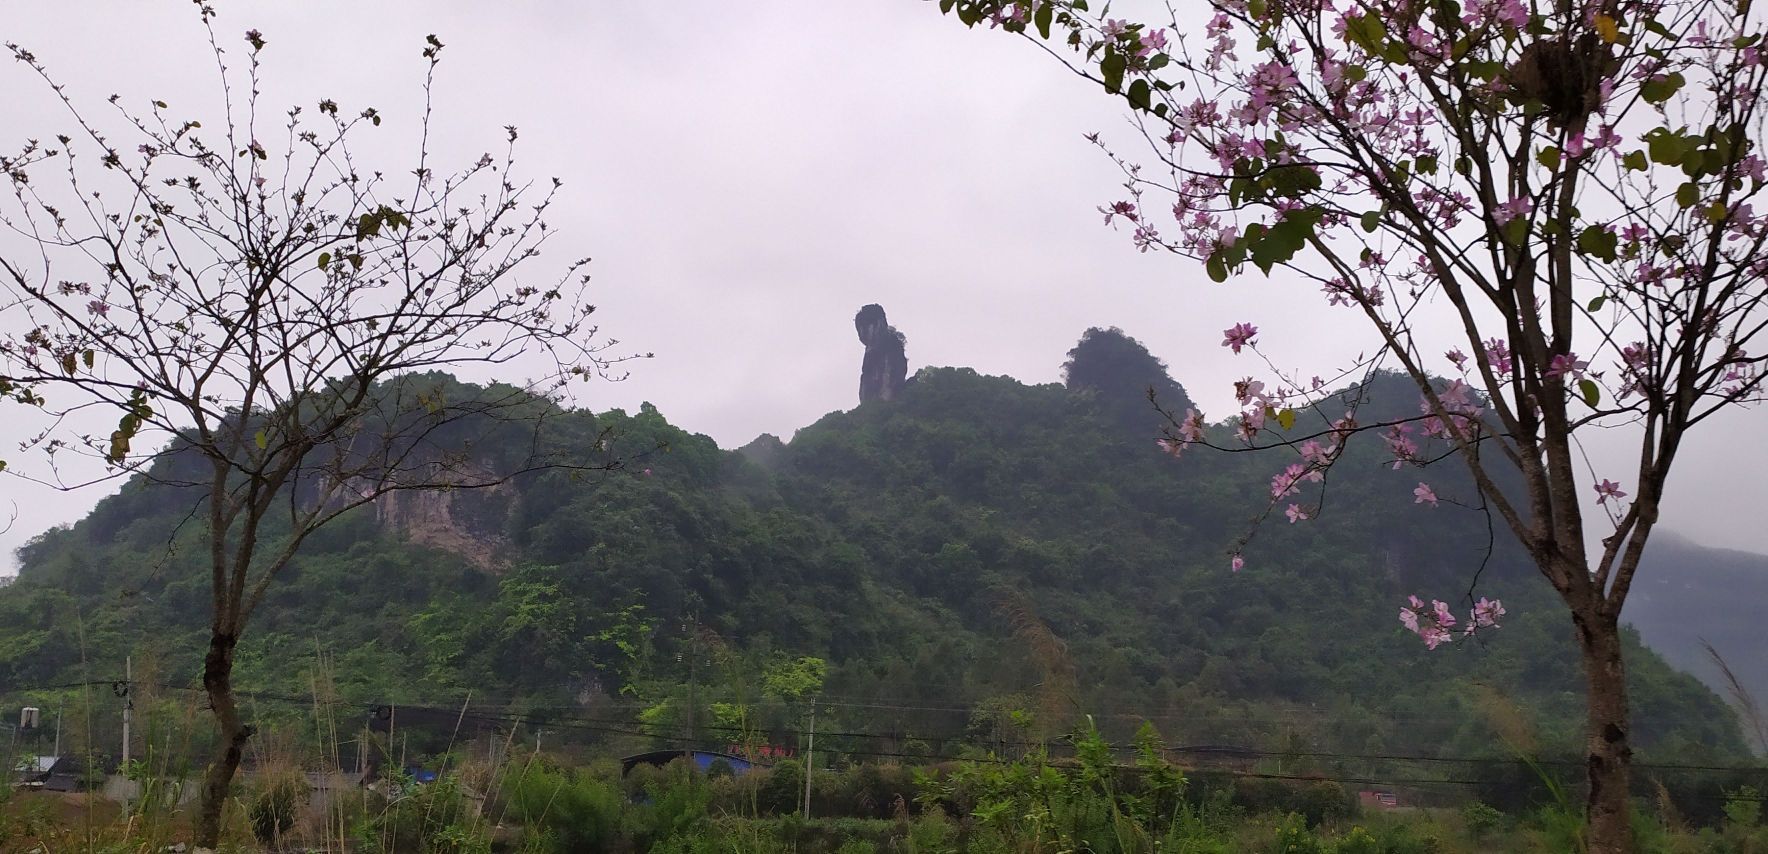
[0,14,635,847]
[938,0,1767,847]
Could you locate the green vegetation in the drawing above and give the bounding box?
[3,722,1766,852]
[0,329,1760,841]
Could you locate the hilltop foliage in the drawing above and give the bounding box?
[0,330,1749,802]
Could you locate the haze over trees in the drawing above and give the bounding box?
[2,329,1757,834]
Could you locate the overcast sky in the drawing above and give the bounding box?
[3,1,1765,573]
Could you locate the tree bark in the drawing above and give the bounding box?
[1577,610,1635,854]
[194,629,253,850]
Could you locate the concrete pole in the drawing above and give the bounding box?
[801,704,815,821]
[121,656,132,767]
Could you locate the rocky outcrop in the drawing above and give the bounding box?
[371,481,513,572]
[855,304,908,404]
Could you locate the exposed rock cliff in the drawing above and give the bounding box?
[855,304,908,403]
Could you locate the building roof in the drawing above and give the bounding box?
[620,749,758,776]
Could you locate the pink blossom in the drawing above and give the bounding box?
[86,300,109,317]
[1399,606,1420,632]
[1222,322,1258,354]
[1138,28,1169,58]
[1413,483,1438,506]
[1100,200,1138,225]
[1178,409,1206,443]
[1492,195,1534,226]
[1484,338,1513,376]
[1546,353,1589,380]
[1594,478,1627,505]
[1419,624,1453,649]
[1132,224,1161,252]
[1461,0,1527,28]
[1445,348,1468,371]
[1384,424,1419,468]
[1231,553,1245,572]
[1271,463,1307,498]
[1285,503,1310,523]
[1432,600,1457,626]
[1472,597,1506,628]
[1155,437,1184,458]
[1234,377,1268,406]
[1101,18,1130,38]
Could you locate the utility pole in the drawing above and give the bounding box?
[687,622,699,747]
[801,703,816,821]
[121,656,132,767]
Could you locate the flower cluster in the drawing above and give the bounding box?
[1399,595,1505,649]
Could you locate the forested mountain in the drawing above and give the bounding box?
[0,328,1753,768]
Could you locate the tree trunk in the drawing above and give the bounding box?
[1577,611,1635,854]
[194,630,253,851]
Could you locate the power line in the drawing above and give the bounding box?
[7,680,1763,780]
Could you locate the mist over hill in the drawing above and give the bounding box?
[0,325,1754,769]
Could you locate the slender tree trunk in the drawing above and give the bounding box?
[194,629,252,850]
[1576,610,1635,854]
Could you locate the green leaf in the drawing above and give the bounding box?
[1587,294,1607,312]
[318,252,332,271]
[1360,210,1382,233]
[1206,252,1229,283]
[1034,1,1053,38]
[1578,379,1601,408]
[1100,51,1127,94]
[254,429,268,450]
[1675,182,1700,208]
[1249,206,1324,273]
[1640,72,1686,105]
[356,211,382,241]
[82,349,94,369]
[1576,225,1618,262]
[60,353,76,376]
[1501,217,1528,246]
[1622,150,1648,171]
[1344,13,1389,56]
[1263,164,1322,199]
[1275,409,1297,431]
[1127,79,1152,112]
[1645,129,1688,166]
[1537,147,1561,169]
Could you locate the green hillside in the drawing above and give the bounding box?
[0,329,1748,780]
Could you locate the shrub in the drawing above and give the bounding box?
[1460,801,1506,838]
[1330,825,1380,854]
[248,766,311,846]
[502,764,626,852]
